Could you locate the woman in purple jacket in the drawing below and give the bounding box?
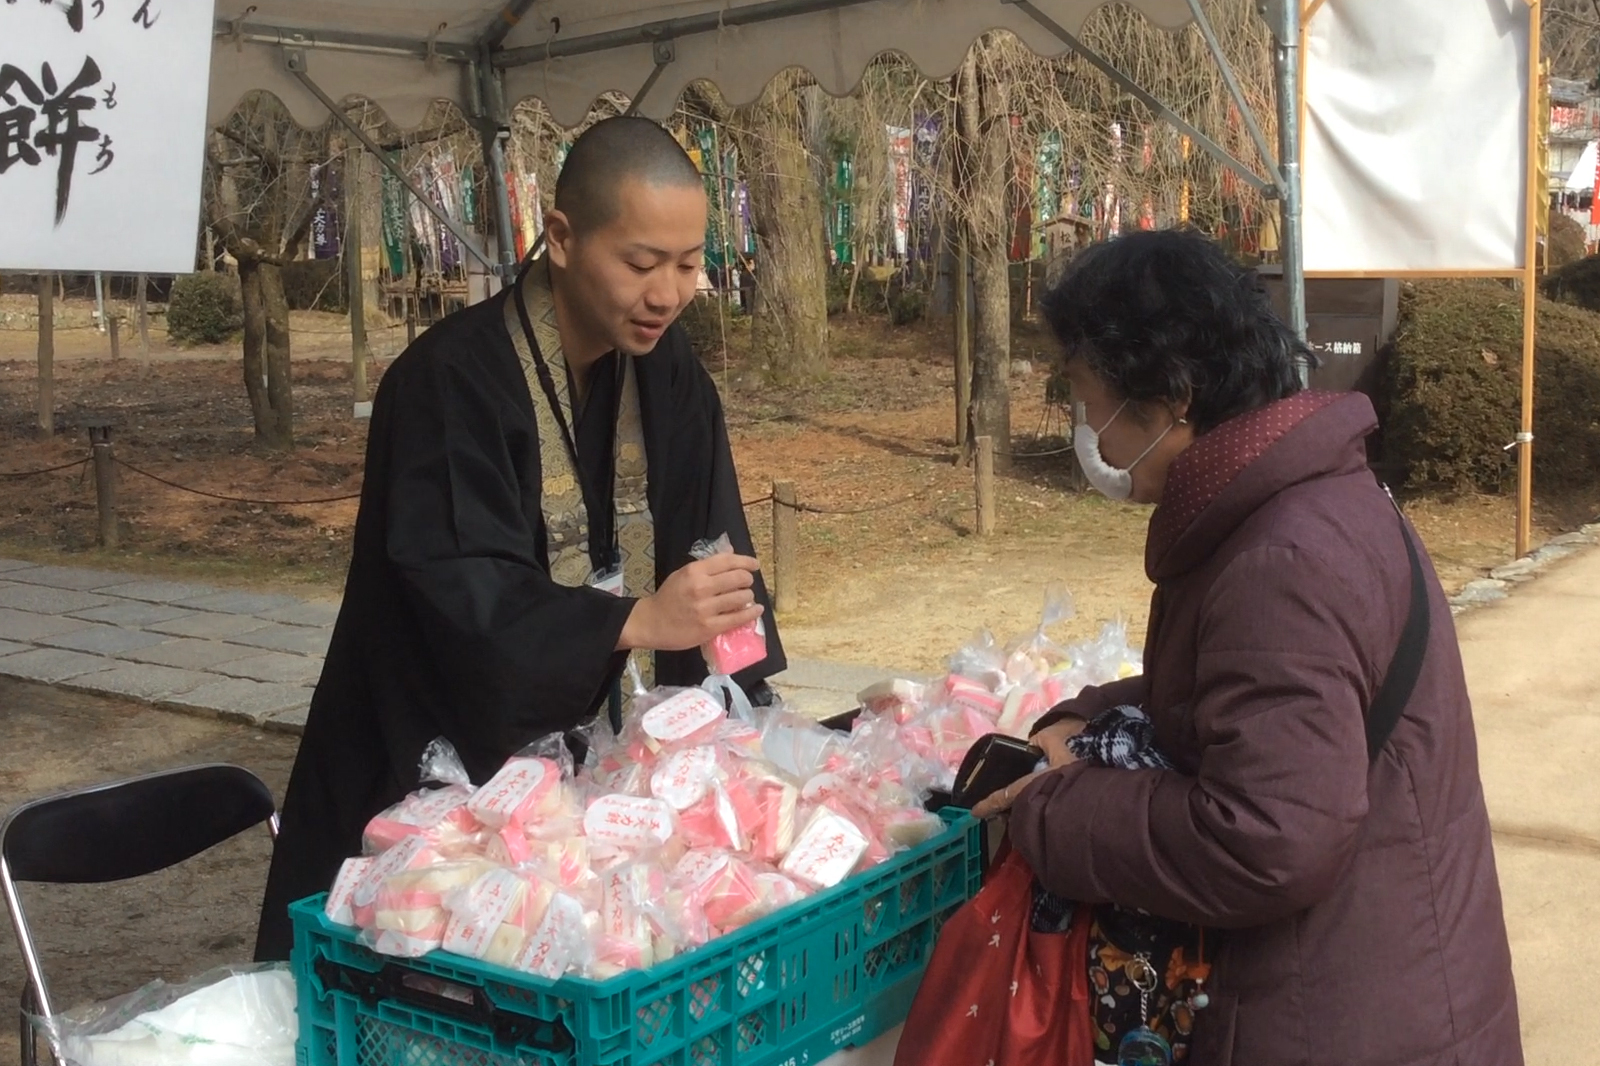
[975,230,1521,1066]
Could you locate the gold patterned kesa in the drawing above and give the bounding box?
[505,259,659,706]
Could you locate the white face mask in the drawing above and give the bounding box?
[1073,401,1177,501]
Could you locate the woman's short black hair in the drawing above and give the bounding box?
[1039,229,1306,433]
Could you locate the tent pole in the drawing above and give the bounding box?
[1273,0,1309,376]
[479,0,540,50]
[1186,0,1282,190]
[475,60,520,284]
[1516,0,1543,558]
[1004,0,1274,198]
[284,50,497,272]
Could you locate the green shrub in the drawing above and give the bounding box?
[165,271,242,345]
[1380,280,1600,493]
[281,258,346,313]
[888,285,926,326]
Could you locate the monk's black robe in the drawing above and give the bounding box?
[253,287,784,960]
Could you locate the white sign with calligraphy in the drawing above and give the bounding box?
[1,0,216,273]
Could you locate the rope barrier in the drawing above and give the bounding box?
[0,458,90,479]
[114,459,362,505]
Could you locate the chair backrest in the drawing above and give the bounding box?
[2,764,276,885]
[1,764,277,1029]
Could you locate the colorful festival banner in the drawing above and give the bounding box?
[831,154,854,265]
[1035,130,1062,260]
[380,152,408,278]
[887,125,912,258]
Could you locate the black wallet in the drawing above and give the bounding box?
[951,733,1044,810]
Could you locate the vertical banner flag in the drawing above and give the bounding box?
[887,125,912,257]
[832,154,854,265]
[381,152,408,278]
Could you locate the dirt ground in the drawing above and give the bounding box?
[0,679,297,1066]
[0,300,1584,672]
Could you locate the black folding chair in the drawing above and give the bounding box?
[0,764,279,1066]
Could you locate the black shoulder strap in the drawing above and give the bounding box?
[1367,494,1431,763]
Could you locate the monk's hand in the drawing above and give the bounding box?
[970,770,1048,820]
[619,553,764,652]
[1033,718,1085,769]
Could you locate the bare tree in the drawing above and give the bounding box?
[204,95,332,451]
[684,74,830,381]
[953,40,1015,465]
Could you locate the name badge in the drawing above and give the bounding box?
[588,566,625,597]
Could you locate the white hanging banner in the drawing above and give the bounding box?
[1302,0,1531,273]
[1,0,217,273]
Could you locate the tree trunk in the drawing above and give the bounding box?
[262,260,295,447]
[733,70,829,382]
[956,44,1013,471]
[36,273,53,438]
[345,147,370,403]
[239,258,272,437]
[239,257,295,450]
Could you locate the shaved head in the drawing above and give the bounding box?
[553,116,705,236]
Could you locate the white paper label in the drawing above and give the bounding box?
[353,835,431,907]
[325,857,375,926]
[399,786,470,828]
[517,893,586,978]
[651,746,718,810]
[641,689,724,742]
[674,849,731,891]
[584,794,676,849]
[468,758,549,826]
[442,868,525,959]
[782,811,869,890]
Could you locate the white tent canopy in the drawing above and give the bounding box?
[210,0,1196,130]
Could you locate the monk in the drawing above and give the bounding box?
[255,117,784,960]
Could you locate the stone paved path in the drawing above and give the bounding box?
[0,560,329,731]
[0,559,886,730]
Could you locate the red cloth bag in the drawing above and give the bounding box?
[895,848,1094,1066]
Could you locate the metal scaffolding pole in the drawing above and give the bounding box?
[1271,0,1309,371]
[284,49,497,272]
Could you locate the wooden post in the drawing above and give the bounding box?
[1516,1,1543,558]
[975,435,996,536]
[772,480,799,616]
[36,273,53,438]
[346,146,370,404]
[134,273,151,364]
[88,422,118,549]
[955,227,972,450]
[107,314,122,361]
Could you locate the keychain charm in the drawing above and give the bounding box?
[1119,953,1174,1066]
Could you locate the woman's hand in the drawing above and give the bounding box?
[1033,718,1085,768]
[970,769,1049,820]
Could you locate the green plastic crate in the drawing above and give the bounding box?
[291,810,979,1066]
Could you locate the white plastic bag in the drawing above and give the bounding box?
[37,964,297,1066]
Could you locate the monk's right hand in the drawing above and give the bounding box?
[618,554,764,652]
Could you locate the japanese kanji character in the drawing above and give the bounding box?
[131,0,157,28]
[0,58,103,223]
[0,102,40,174]
[101,82,115,109]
